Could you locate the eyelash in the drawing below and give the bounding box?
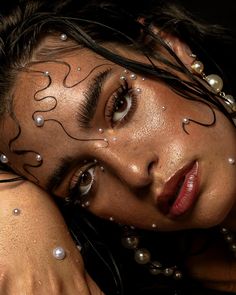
[105,80,137,127]
[68,80,138,203]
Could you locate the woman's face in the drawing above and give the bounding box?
[3,48,236,231]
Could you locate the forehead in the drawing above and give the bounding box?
[2,49,114,183]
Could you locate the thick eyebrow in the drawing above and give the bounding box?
[46,69,113,193]
[77,68,112,128]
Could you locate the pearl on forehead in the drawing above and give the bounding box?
[60,33,68,41]
[34,115,45,127]
[53,247,66,260]
[36,154,42,162]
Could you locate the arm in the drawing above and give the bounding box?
[0,172,104,295]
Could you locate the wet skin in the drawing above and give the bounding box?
[3,48,236,231]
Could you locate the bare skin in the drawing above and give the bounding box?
[0,172,104,294]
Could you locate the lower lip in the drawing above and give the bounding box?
[169,162,199,218]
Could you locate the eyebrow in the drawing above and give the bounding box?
[77,68,112,128]
[46,68,112,193]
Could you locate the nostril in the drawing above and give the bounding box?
[147,161,156,175]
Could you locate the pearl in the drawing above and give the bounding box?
[134,248,151,264]
[162,106,166,111]
[130,73,137,80]
[206,74,223,93]
[142,77,145,81]
[190,53,197,58]
[121,236,139,249]
[231,244,236,252]
[109,216,114,222]
[82,201,90,208]
[100,166,105,172]
[135,88,142,94]
[225,234,234,243]
[112,137,117,141]
[174,270,183,280]
[163,268,174,277]
[191,60,204,74]
[52,246,66,260]
[151,223,157,229]
[35,154,42,162]
[182,118,190,124]
[43,71,49,76]
[77,67,81,71]
[12,208,21,216]
[98,128,104,133]
[124,69,128,74]
[225,94,235,105]
[60,33,68,41]
[149,262,162,275]
[34,115,45,127]
[120,75,126,81]
[228,158,235,165]
[0,154,8,164]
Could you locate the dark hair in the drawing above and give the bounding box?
[0,0,235,294]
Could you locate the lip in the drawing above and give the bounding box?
[157,162,199,218]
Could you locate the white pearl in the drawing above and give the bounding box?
[60,33,68,41]
[134,248,151,264]
[120,75,126,81]
[206,74,223,93]
[36,154,42,162]
[228,158,235,165]
[77,67,81,71]
[98,128,104,133]
[163,268,174,276]
[43,71,49,76]
[149,261,162,275]
[100,166,105,172]
[109,216,114,222]
[34,115,45,127]
[174,271,183,280]
[130,73,137,80]
[191,60,204,74]
[182,118,190,124]
[135,88,142,94]
[12,208,21,216]
[151,223,157,229]
[0,154,8,164]
[53,246,66,260]
[121,236,139,249]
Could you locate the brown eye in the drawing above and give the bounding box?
[79,167,95,196]
[113,94,132,122]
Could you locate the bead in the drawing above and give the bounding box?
[225,234,234,243]
[231,244,236,252]
[77,67,81,71]
[98,128,104,133]
[124,69,128,74]
[162,106,166,111]
[43,71,49,76]
[163,268,174,277]
[174,270,183,280]
[142,77,145,81]
[151,223,157,229]
[12,208,21,216]
[191,60,204,74]
[190,53,197,58]
[52,246,66,260]
[134,248,151,264]
[220,227,228,234]
[228,158,235,165]
[206,74,223,93]
[0,154,8,164]
[225,94,235,106]
[182,118,190,124]
[121,236,139,249]
[135,88,142,94]
[82,201,90,208]
[100,166,105,172]
[34,115,45,127]
[120,75,126,81]
[35,154,42,162]
[112,137,117,141]
[109,216,114,222]
[104,138,108,143]
[60,33,68,41]
[149,266,162,275]
[130,73,137,80]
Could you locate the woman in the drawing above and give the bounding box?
[0,0,235,294]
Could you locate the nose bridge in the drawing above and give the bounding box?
[96,137,155,188]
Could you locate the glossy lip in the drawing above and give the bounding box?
[157,161,199,218]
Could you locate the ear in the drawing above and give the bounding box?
[160,32,194,68]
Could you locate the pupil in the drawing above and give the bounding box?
[115,98,127,112]
[81,171,92,186]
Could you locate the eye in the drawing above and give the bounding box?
[105,80,137,126]
[113,93,132,122]
[69,165,96,198]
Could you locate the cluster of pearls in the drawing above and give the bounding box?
[53,246,66,260]
[191,58,236,112]
[121,226,183,280]
[220,227,236,257]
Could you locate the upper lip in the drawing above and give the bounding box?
[156,162,196,215]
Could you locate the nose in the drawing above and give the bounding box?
[95,139,157,191]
